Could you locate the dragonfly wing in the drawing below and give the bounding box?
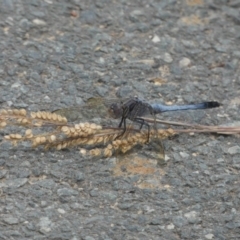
[141,137,166,166]
[52,97,130,123]
[53,106,107,122]
[52,107,84,122]
[52,98,107,122]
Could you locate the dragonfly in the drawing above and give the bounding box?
[53,96,220,162]
[53,96,220,132]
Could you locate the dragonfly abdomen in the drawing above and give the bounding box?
[152,101,220,114]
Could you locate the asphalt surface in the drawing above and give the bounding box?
[0,0,240,239]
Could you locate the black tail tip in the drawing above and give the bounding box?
[205,101,220,108]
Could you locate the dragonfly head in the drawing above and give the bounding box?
[108,103,123,119]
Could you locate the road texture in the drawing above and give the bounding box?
[0,0,240,239]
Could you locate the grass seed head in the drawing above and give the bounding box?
[6,109,13,114]
[25,129,32,135]
[17,118,29,124]
[103,147,113,157]
[90,148,102,156]
[35,137,41,144]
[106,144,113,150]
[57,114,63,122]
[86,138,96,145]
[70,127,76,133]
[52,113,58,121]
[83,122,90,128]
[56,143,63,150]
[112,139,122,149]
[50,135,56,142]
[36,112,42,119]
[25,129,33,138]
[12,134,22,139]
[120,145,132,153]
[13,109,20,115]
[33,121,43,127]
[40,136,46,143]
[30,112,37,118]
[95,136,104,144]
[90,123,102,130]
[41,112,47,119]
[0,109,8,115]
[74,124,80,130]
[61,126,70,135]
[12,109,26,116]
[157,128,175,138]
[21,118,29,124]
[0,121,7,128]
[19,109,27,116]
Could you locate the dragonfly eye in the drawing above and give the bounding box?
[108,103,123,119]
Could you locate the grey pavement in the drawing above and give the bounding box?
[0,0,240,239]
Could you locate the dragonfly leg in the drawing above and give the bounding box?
[134,118,150,142]
[118,116,124,128]
[115,116,127,140]
[115,105,130,140]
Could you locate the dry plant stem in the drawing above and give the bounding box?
[2,107,240,159]
[142,117,212,129]
[143,117,240,134]
[174,127,240,135]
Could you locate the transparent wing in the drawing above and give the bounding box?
[52,97,129,123]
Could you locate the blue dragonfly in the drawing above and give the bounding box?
[53,96,219,140]
[52,96,219,163]
[105,97,219,140]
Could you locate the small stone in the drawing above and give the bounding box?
[89,189,99,197]
[228,146,240,155]
[179,58,191,68]
[180,152,189,159]
[57,188,78,197]
[150,218,162,225]
[19,18,30,30]
[0,178,28,188]
[205,233,214,239]
[11,82,21,88]
[36,179,56,189]
[172,216,188,227]
[85,236,95,240]
[152,35,161,43]
[213,44,228,53]
[162,53,173,63]
[32,19,47,25]
[184,211,200,224]
[102,191,118,201]
[80,10,97,24]
[130,9,145,22]
[166,223,175,229]
[38,217,52,233]
[3,217,19,225]
[40,201,48,207]
[0,169,7,179]
[57,208,65,214]
[217,158,224,163]
[74,171,85,182]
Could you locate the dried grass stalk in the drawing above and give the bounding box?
[1,107,240,158]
